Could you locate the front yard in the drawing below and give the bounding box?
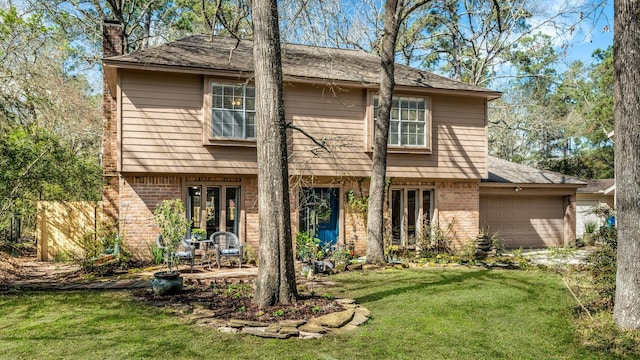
[0,268,620,359]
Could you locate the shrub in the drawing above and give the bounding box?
[416,219,455,258]
[243,243,257,265]
[587,226,617,310]
[149,243,164,265]
[577,311,640,356]
[295,231,319,262]
[153,199,190,272]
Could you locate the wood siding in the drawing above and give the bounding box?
[120,70,258,174]
[119,70,487,179]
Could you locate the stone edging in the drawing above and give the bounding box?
[188,298,371,339]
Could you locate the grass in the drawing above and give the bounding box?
[0,268,624,359]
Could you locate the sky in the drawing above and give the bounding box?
[564,1,613,64]
[545,0,613,66]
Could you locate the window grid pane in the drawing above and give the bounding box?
[374,96,427,147]
[211,82,256,139]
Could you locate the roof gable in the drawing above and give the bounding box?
[104,35,500,97]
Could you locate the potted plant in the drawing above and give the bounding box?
[296,231,319,275]
[151,199,190,295]
[191,228,206,241]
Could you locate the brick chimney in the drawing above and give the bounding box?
[102,20,124,225]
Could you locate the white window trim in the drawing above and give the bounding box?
[203,77,257,147]
[366,90,433,154]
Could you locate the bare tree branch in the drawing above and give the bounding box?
[286,123,330,153]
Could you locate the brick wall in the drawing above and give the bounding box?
[112,174,481,260]
[119,176,181,258]
[435,181,480,248]
[102,21,123,225]
[343,180,369,255]
[242,177,259,252]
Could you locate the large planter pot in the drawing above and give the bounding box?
[151,270,183,296]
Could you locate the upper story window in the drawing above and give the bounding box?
[374,96,427,147]
[211,82,256,140]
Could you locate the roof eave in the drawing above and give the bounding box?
[480,182,587,188]
[102,60,502,99]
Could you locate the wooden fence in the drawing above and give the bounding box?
[36,201,100,261]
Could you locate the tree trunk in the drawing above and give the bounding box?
[613,0,640,329]
[366,0,403,264]
[252,0,298,307]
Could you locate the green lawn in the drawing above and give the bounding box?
[0,268,615,359]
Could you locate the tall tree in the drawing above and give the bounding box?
[613,0,640,330]
[396,0,607,87]
[0,4,101,234]
[27,0,189,60]
[252,0,298,307]
[366,0,430,264]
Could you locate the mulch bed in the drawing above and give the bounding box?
[135,284,345,323]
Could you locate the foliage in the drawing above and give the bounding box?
[384,244,399,260]
[586,227,617,310]
[345,187,368,224]
[153,199,190,272]
[190,228,206,241]
[243,243,257,266]
[460,238,478,260]
[0,5,102,237]
[295,231,320,262]
[66,219,136,274]
[489,43,614,179]
[53,250,73,263]
[478,225,506,254]
[328,245,352,269]
[416,219,455,258]
[588,204,616,224]
[576,311,640,357]
[149,243,164,265]
[223,284,253,300]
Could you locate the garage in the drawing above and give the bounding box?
[480,196,566,248]
[482,156,586,248]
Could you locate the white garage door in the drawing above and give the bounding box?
[480,196,565,248]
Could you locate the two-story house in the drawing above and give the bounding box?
[101,21,582,259]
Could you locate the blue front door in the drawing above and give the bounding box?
[299,188,339,247]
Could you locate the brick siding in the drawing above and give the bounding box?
[119,176,182,258]
[101,21,123,226]
[434,181,480,249]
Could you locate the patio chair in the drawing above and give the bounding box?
[210,231,243,268]
[156,235,195,273]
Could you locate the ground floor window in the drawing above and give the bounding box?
[390,188,433,247]
[186,184,240,239]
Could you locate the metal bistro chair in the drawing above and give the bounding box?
[156,235,195,273]
[210,231,243,268]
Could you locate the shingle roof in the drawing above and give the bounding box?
[484,156,586,185]
[104,35,500,97]
[577,179,615,193]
